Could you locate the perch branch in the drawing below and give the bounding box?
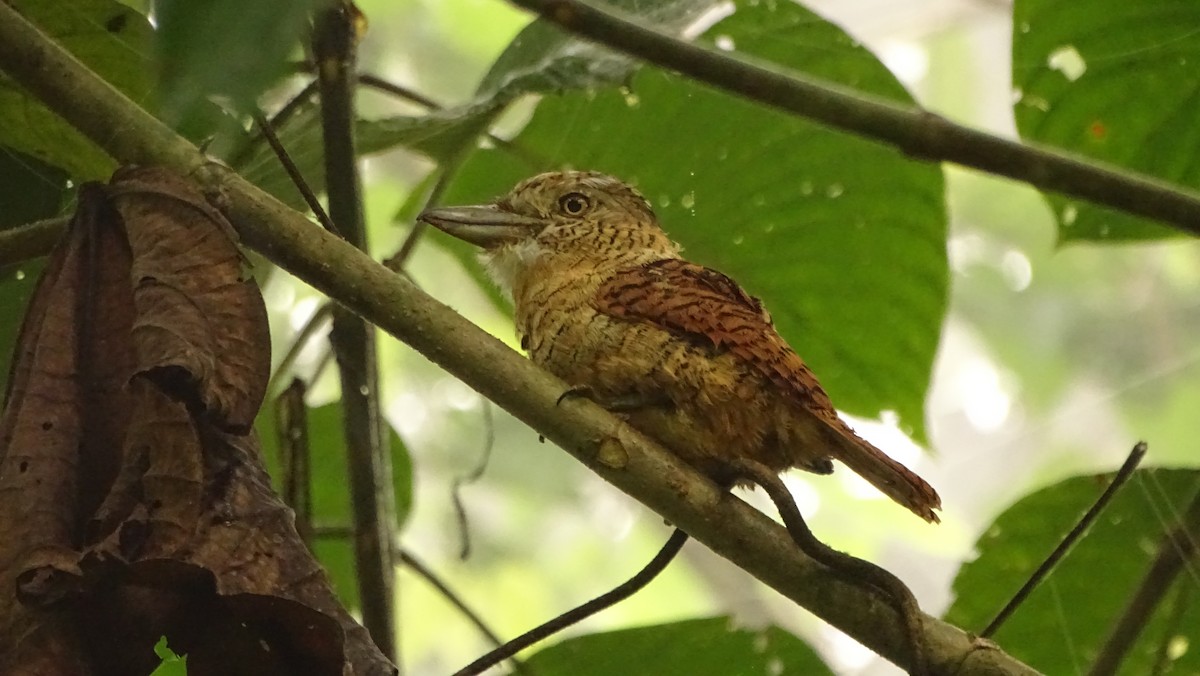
[0,5,1036,673]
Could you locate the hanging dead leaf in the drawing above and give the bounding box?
[0,166,395,676]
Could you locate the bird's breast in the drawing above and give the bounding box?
[514,269,626,385]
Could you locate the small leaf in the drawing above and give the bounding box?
[475,0,716,99]
[149,637,188,676]
[524,616,831,676]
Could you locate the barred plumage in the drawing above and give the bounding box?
[420,170,941,522]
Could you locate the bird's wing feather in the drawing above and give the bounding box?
[593,258,942,522]
[592,258,840,423]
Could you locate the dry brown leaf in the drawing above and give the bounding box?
[0,167,394,676]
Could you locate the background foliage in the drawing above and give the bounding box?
[1,0,1199,673]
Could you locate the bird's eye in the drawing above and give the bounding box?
[558,192,590,216]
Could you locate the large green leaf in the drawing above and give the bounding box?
[0,150,68,228]
[523,616,831,676]
[946,468,1200,675]
[0,0,153,179]
[256,401,414,610]
[440,0,948,441]
[153,0,322,133]
[1012,0,1200,241]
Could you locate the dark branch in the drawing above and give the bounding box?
[507,0,1200,238]
[312,3,398,662]
[1087,483,1200,676]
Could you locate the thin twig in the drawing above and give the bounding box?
[453,401,495,560]
[358,73,540,166]
[312,3,398,662]
[982,441,1148,638]
[1087,480,1200,676]
[358,74,443,109]
[508,0,1200,238]
[229,79,319,168]
[397,547,528,674]
[453,528,690,676]
[384,163,465,273]
[250,108,341,236]
[728,457,926,676]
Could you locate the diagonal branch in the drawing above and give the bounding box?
[0,5,1035,674]
[506,0,1200,239]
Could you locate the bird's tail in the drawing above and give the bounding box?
[828,427,941,523]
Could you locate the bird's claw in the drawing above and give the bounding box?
[556,385,596,407]
[556,386,672,414]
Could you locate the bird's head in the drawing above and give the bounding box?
[419,171,679,294]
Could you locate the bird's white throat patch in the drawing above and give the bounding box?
[479,239,545,298]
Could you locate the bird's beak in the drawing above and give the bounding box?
[418,204,543,249]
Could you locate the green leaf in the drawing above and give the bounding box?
[0,0,154,179]
[256,401,414,609]
[0,150,68,228]
[1012,0,1200,241]
[523,616,831,676]
[149,636,188,676]
[946,468,1200,675]
[441,0,948,441]
[235,1,720,210]
[153,0,321,131]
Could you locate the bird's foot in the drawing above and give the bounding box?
[556,386,672,413]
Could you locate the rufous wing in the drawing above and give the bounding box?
[593,258,941,522]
